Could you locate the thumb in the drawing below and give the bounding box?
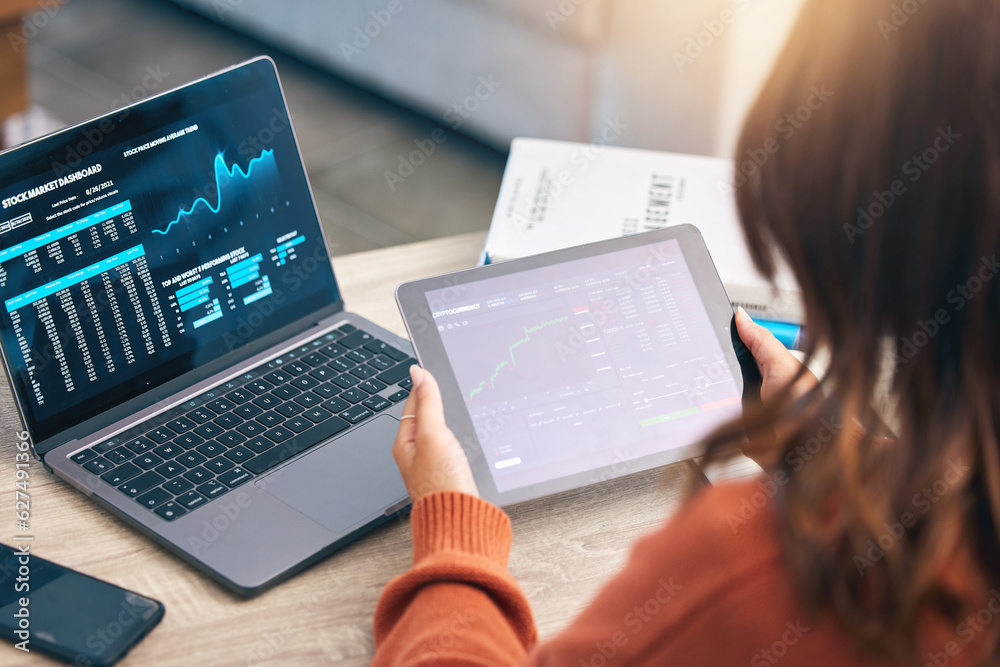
[735,308,798,381]
[411,366,448,439]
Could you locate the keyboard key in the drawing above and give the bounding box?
[337,323,357,334]
[216,431,247,448]
[319,344,345,360]
[302,352,328,368]
[236,421,266,437]
[136,487,172,508]
[196,442,227,458]
[167,416,195,433]
[341,405,374,424]
[124,436,156,453]
[252,393,282,410]
[205,456,235,473]
[234,403,264,419]
[362,396,392,413]
[245,379,275,395]
[147,427,174,444]
[218,467,253,489]
[244,416,351,475]
[175,432,205,449]
[100,462,142,485]
[388,390,409,403]
[399,377,413,390]
[71,449,98,464]
[377,360,418,386]
[134,453,164,470]
[271,384,301,400]
[367,355,394,371]
[93,439,119,454]
[177,451,208,468]
[224,446,254,464]
[349,365,378,380]
[118,471,166,497]
[304,407,333,423]
[225,388,254,404]
[312,383,340,399]
[284,360,310,375]
[154,461,185,479]
[183,467,212,484]
[308,366,335,382]
[86,458,117,478]
[105,447,135,465]
[207,398,236,414]
[359,379,388,395]
[290,375,320,391]
[194,422,224,439]
[154,502,186,521]
[245,436,276,454]
[337,330,373,349]
[284,416,312,433]
[264,426,294,443]
[332,374,359,389]
[293,392,321,408]
[340,389,367,404]
[327,357,354,373]
[264,370,292,385]
[363,339,408,361]
[213,412,243,429]
[176,491,208,511]
[164,477,194,494]
[256,411,284,427]
[323,396,351,413]
[197,480,228,499]
[186,407,215,424]
[345,348,375,364]
[275,402,304,417]
[153,443,182,459]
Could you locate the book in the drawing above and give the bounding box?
[482,138,804,323]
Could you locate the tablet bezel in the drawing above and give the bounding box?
[396,225,743,507]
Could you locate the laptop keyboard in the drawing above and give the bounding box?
[68,324,416,521]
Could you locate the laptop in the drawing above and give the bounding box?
[0,57,413,596]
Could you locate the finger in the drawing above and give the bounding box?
[736,308,799,379]
[392,387,419,465]
[411,367,449,440]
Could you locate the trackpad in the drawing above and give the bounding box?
[259,415,408,534]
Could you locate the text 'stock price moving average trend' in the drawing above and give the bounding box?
[465,315,569,402]
[152,149,276,236]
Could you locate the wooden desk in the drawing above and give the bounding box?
[0,232,699,666]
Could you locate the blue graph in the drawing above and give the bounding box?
[152,149,276,236]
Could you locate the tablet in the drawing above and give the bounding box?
[396,225,745,506]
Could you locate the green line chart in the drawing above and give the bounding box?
[465,315,570,402]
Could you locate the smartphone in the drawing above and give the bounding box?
[0,543,164,666]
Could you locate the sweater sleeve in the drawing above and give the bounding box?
[372,491,538,666]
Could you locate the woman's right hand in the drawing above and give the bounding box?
[735,307,818,408]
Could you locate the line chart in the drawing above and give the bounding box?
[152,149,275,235]
[465,315,569,402]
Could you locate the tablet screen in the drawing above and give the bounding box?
[424,238,741,494]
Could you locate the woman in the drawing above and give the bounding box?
[373,0,1000,663]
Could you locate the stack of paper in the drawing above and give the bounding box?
[482,139,803,323]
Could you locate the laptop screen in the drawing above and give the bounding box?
[0,58,340,443]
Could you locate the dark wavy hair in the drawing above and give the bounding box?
[702,0,1000,660]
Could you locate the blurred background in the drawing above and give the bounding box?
[0,0,806,255]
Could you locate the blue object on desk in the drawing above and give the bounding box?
[757,319,804,351]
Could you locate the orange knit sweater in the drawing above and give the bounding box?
[373,482,988,666]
